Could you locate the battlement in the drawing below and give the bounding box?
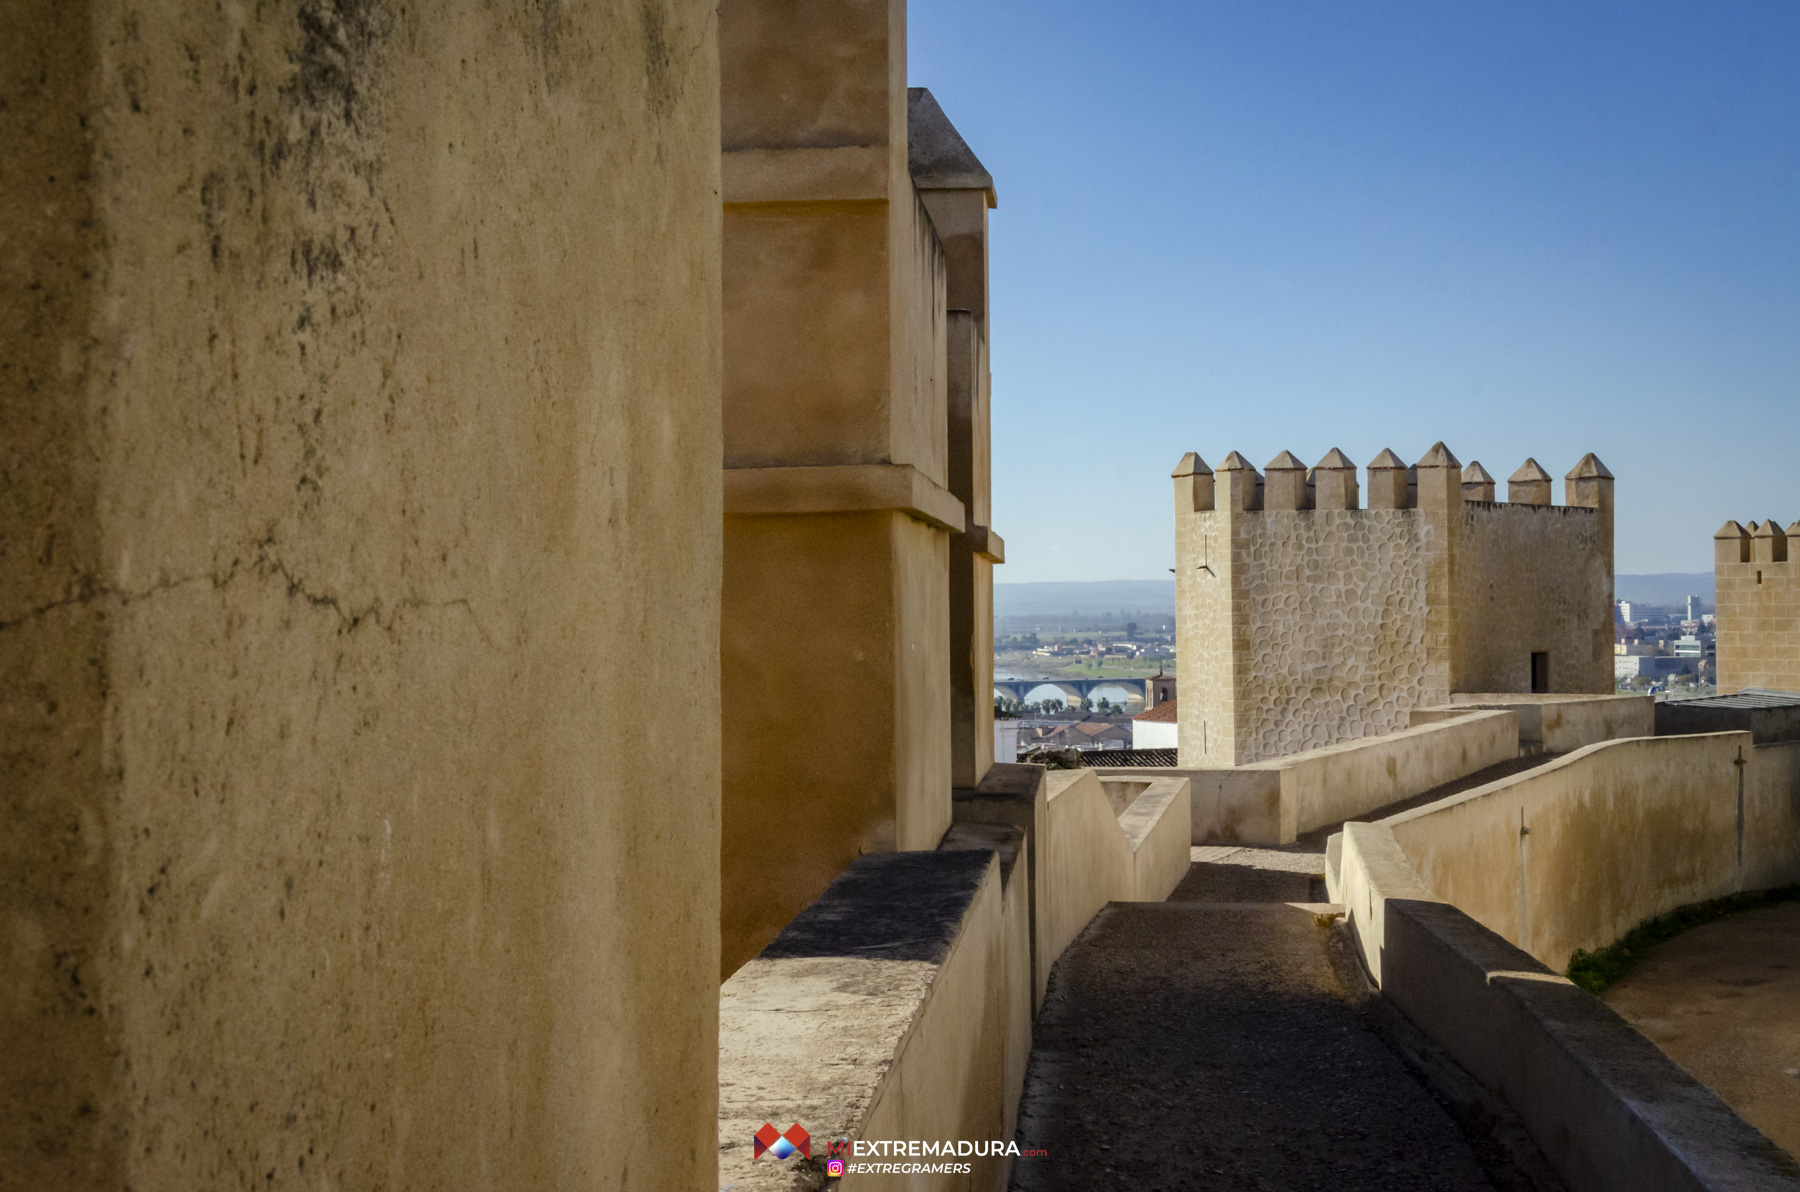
[1172,444,1612,515]
[1713,518,1800,695]
[1715,519,1800,567]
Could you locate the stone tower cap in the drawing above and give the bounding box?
[1171,452,1212,477]
[1789,520,1800,538]
[1265,450,1306,471]
[1714,521,1748,538]
[1368,448,1407,470]
[1753,520,1786,538]
[1416,442,1461,469]
[1217,451,1258,471]
[1509,458,1552,483]
[906,88,998,207]
[1565,453,1613,481]
[1462,461,1495,484]
[1315,447,1356,470]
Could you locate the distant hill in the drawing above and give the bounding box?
[995,573,1715,616]
[994,580,1176,617]
[1615,573,1713,610]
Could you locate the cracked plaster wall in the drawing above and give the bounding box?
[1,2,721,1190]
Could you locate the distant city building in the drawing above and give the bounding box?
[1614,655,1695,682]
[1618,600,1637,624]
[993,714,1021,764]
[1673,635,1704,658]
[1686,594,1705,623]
[1132,699,1179,751]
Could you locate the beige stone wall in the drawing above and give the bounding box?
[719,0,988,977]
[1386,734,1751,972]
[1715,526,1800,693]
[2,3,721,1189]
[1174,450,1612,766]
[1232,510,1433,761]
[1173,509,1237,766]
[1455,504,1611,693]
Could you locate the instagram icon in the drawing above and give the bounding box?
[826,1159,845,1178]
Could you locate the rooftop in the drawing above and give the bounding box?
[1134,698,1178,723]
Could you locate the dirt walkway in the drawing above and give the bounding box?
[1011,844,1548,1191]
[1604,901,1800,1158]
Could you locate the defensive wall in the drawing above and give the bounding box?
[1172,444,1614,767]
[1367,732,1800,973]
[1413,692,1654,754]
[1099,694,1652,845]
[1331,823,1800,1192]
[1715,519,1800,694]
[719,763,1191,1190]
[2,3,723,1189]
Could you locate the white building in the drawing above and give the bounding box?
[1132,699,1178,750]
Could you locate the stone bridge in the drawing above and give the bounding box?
[993,676,1152,706]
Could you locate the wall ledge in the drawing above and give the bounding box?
[724,463,965,532]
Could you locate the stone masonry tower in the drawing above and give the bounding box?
[1173,444,1614,766]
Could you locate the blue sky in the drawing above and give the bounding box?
[908,1,1800,581]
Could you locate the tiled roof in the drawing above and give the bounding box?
[1671,687,1800,710]
[1133,699,1177,723]
[1082,749,1178,768]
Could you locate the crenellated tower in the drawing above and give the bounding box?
[1172,444,1615,766]
[1714,518,1800,693]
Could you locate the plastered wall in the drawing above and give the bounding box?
[1385,734,1752,972]
[1455,504,1612,693]
[719,0,966,978]
[2,3,721,1190]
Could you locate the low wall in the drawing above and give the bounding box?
[1745,740,1800,892]
[1443,692,1653,753]
[1036,770,1190,1002]
[719,765,1191,1189]
[718,848,1028,1192]
[1331,822,1800,1192]
[1103,710,1516,845]
[1383,733,1756,972]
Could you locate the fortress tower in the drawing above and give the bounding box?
[1713,519,1800,693]
[1172,444,1614,766]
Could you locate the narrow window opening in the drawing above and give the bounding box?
[1757,570,1764,584]
[1530,652,1549,694]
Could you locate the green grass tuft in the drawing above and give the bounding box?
[1566,884,1800,994]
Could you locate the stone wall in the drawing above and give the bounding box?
[1456,503,1612,693]
[2,3,722,1189]
[1232,510,1431,761]
[1383,734,1756,972]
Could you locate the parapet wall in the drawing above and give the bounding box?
[720,764,1191,1190]
[1415,693,1654,753]
[1331,823,1800,1192]
[1173,445,1614,767]
[1714,519,1800,694]
[1104,710,1519,845]
[1381,733,1800,972]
